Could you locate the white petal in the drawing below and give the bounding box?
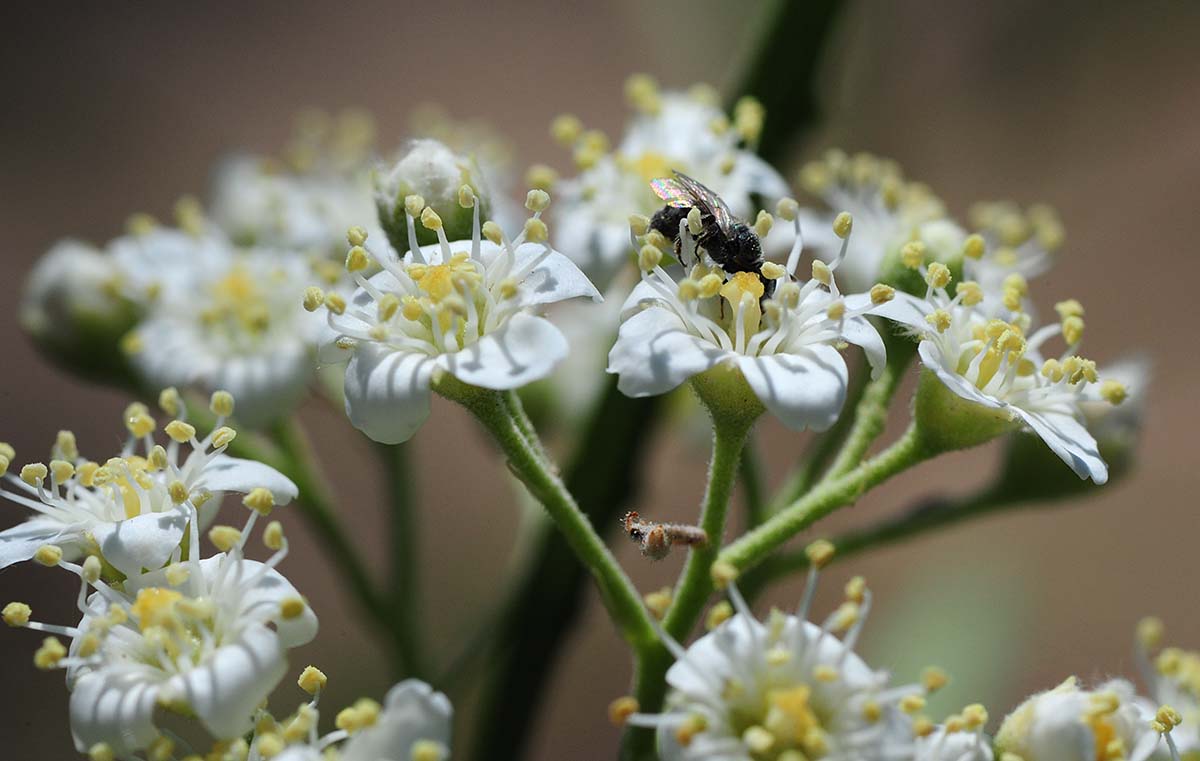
[197,455,298,505]
[91,509,189,577]
[479,241,602,306]
[70,669,161,755]
[1015,409,1108,484]
[341,679,453,761]
[870,291,933,332]
[0,517,82,570]
[607,307,726,397]
[736,346,849,432]
[438,312,567,390]
[208,347,311,428]
[919,341,1007,410]
[840,313,887,379]
[170,623,288,740]
[343,343,435,444]
[233,559,319,648]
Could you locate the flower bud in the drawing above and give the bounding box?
[374,139,491,251]
[912,369,1016,454]
[995,678,1143,761]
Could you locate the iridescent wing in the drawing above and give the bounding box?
[649,177,695,208]
[670,171,736,235]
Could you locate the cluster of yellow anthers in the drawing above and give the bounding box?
[304,185,554,354]
[969,200,1066,260]
[799,149,946,221]
[550,74,764,177]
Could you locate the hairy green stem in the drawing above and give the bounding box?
[375,440,423,678]
[824,359,907,480]
[718,423,932,575]
[739,435,769,527]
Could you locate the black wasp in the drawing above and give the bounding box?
[648,170,774,297]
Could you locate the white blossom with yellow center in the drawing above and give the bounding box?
[0,392,296,576]
[116,226,326,426]
[608,208,886,432]
[628,556,936,760]
[316,189,600,444]
[872,258,1114,483]
[552,75,788,286]
[1134,619,1200,760]
[964,201,1064,308]
[244,679,452,761]
[797,150,964,292]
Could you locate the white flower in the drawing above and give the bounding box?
[608,207,886,431]
[115,227,326,426]
[1134,620,1200,760]
[965,201,1064,305]
[209,109,380,258]
[20,239,132,345]
[871,261,1113,483]
[797,150,962,291]
[317,187,600,444]
[915,723,994,761]
[0,393,295,576]
[995,677,1162,761]
[247,679,453,761]
[628,557,933,760]
[553,76,787,286]
[1081,357,1150,455]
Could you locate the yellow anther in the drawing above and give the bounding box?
[457,184,476,209]
[922,666,950,692]
[49,459,75,483]
[347,226,369,247]
[88,743,116,761]
[34,544,62,567]
[126,212,158,236]
[165,420,197,443]
[3,602,32,627]
[697,274,723,299]
[962,233,986,260]
[742,726,775,754]
[913,716,936,738]
[481,220,503,245]
[754,210,774,238]
[523,217,549,243]
[255,733,283,759]
[686,207,704,236]
[579,129,608,154]
[674,713,708,747]
[628,214,651,237]
[336,698,382,734]
[646,229,671,252]
[550,114,583,145]
[901,695,926,714]
[404,195,426,218]
[804,539,835,568]
[870,283,896,305]
[209,525,242,553]
[811,259,832,286]
[53,430,78,461]
[1054,299,1084,319]
[1062,315,1085,345]
[644,587,672,620]
[399,295,425,321]
[608,696,639,727]
[326,292,347,317]
[1097,379,1128,406]
[625,73,661,113]
[705,600,733,631]
[638,244,663,273]
[826,300,846,321]
[926,262,951,289]
[82,555,102,583]
[243,487,275,515]
[371,292,400,322]
[147,736,175,761]
[168,480,189,504]
[120,331,145,356]
[956,281,983,307]
[708,114,730,135]
[833,212,853,239]
[813,664,840,682]
[844,576,867,605]
[925,309,952,333]
[345,245,370,273]
[733,95,764,144]
[411,740,448,761]
[76,631,101,658]
[154,390,181,420]
[279,597,307,620]
[1041,358,1064,382]
[766,646,792,667]
[525,164,558,191]
[710,560,739,589]
[420,207,443,231]
[1136,617,1164,652]
[257,522,283,554]
[128,412,156,439]
[298,665,327,695]
[963,704,988,730]
[0,454,9,478]
[34,636,67,669]
[759,262,786,281]
[775,198,799,222]
[525,189,551,213]
[901,241,926,269]
[0,442,13,463]
[1154,705,1183,733]
[206,391,234,419]
[945,714,966,733]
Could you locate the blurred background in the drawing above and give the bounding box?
[2,1,1198,758]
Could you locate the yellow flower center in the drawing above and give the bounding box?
[131,587,183,632]
[632,151,672,183]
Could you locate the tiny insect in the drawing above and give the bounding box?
[648,170,773,296]
[622,511,708,561]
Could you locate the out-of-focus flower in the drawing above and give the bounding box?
[872,252,1115,481]
[995,677,1161,761]
[0,391,295,575]
[245,677,453,761]
[316,187,599,444]
[798,150,962,292]
[609,204,886,431]
[3,502,315,757]
[966,201,1064,304]
[1134,618,1200,760]
[914,717,994,761]
[552,75,787,287]
[115,224,326,426]
[209,109,380,258]
[628,544,941,760]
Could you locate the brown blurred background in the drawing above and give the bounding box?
[2,1,1198,758]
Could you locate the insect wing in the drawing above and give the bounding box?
[672,172,736,235]
[649,177,695,208]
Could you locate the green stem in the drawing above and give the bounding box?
[823,357,908,480]
[623,416,752,760]
[718,423,932,575]
[739,434,768,527]
[447,382,656,649]
[375,440,423,678]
